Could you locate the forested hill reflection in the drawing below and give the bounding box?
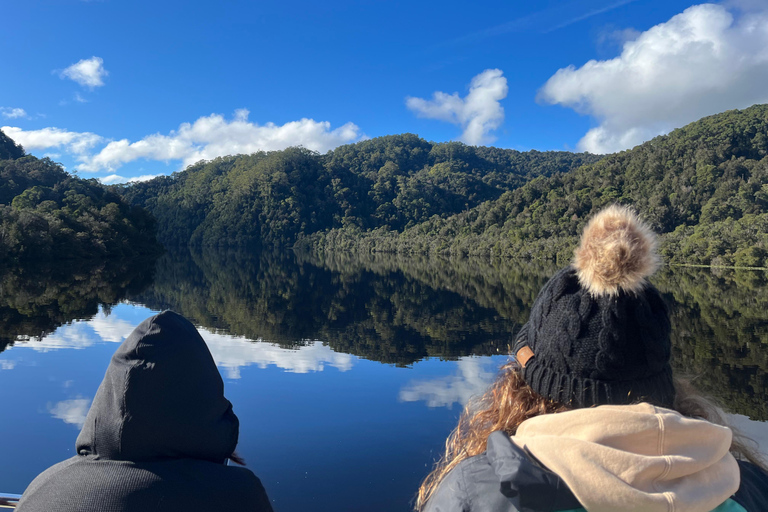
[3,248,766,419]
[129,248,516,364]
[653,267,768,420]
[0,257,157,353]
[306,252,768,419]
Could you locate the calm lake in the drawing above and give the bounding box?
[1,248,767,511]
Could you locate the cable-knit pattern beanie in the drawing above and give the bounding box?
[512,205,675,409]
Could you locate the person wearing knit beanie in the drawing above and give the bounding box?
[416,205,768,512]
[512,204,674,409]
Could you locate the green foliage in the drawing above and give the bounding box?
[119,134,599,248]
[0,257,157,353]
[0,129,24,160]
[131,247,767,419]
[304,105,768,266]
[130,247,516,365]
[0,153,161,262]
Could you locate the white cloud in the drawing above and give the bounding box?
[399,357,499,408]
[538,3,768,153]
[48,397,92,428]
[199,329,356,379]
[78,110,361,172]
[59,57,108,88]
[2,125,103,158]
[0,360,16,370]
[1,107,28,119]
[88,314,137,343]
[15,322,97,352]
[9,310,356,378]
[406,69,508,146]
[728,413,768,454]
[5,110,362,174]
[99,174,163,185]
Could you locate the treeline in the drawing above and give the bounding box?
[304,251,768,419]
[117,134,599,247]
[129,247,516,365]
[0,257,157,353]
[129,247,767,418]
[304,105,768,267]
[0,130,161,262]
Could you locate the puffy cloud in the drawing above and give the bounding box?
[399,357,499,408]
[14,321,97,352]
[5,110,362,174]
[1,107,28,119]
[199,329,356,379]
[406,69,508,146]
[59,57,108,88]
[48,397,92,428]
[11,309,356,378]
[728,413,768,454]
[99,174,163,185]
[2,125,103,157]
[78,110,361,172]
[538,3,768,154]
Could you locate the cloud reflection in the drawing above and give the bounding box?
[48,397,92,428]
[728,414,768,454]
[399,357,500,408]
[199,329,356,378]
[12,309,357,378]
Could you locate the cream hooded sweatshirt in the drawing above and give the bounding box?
[511,403,740,512]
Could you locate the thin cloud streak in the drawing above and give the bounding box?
[441,0,639,48]
[543,0,640,33]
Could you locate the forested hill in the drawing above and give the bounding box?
[117,134,599,247]
[0,131,160,262]
[307,105,768,267]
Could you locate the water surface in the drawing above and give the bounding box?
[1,249,766,511]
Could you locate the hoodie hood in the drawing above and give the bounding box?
[76,311,239,463]
[510,403,739,512]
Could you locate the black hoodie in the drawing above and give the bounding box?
[17,311,273,512]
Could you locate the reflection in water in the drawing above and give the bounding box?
[1,246,766,419]
[9,310,358,378]
[48,397,92,429]
[198,331,356,378]
[1,248,767,511]
[0,256,157,353]
[399,356,501,408]
[130,247,514,364]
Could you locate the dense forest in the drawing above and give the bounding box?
[117,135,599,248]
[0,256,157,353]
[130,247,514,365]
[130,248,765,418]
[113,106,768,268]
[305,105,768,267]
[0,129,160,263]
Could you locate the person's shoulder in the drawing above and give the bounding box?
[425,451,521,512]
[732,460,768,512]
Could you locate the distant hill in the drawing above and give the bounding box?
[0,130,161,262]
[305,105,768,267]
[0,129,25,160]
[117,134,600,247]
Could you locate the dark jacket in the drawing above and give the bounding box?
[424,430,768,512]
[18,311,273,512]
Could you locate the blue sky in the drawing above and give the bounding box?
[3,0,768,183]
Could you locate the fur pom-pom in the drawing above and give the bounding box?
[573,205,659,296]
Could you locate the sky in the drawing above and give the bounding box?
[3,0,768,184]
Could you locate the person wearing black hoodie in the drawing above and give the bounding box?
[17,311,273,512]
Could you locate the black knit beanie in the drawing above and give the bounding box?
[512,205,675,409]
